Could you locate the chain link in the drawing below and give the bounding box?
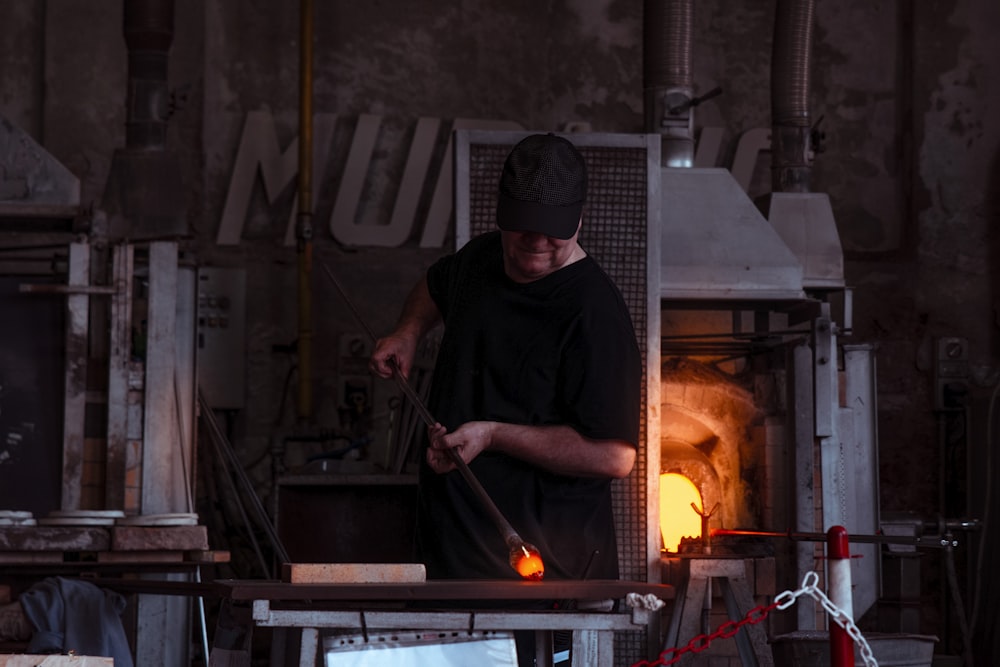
[796,573,878,667]
[628,570,879,667]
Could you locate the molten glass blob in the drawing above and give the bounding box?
[510,541,545,580]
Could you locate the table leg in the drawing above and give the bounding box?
[299,627,319,667]
[534,630,553,667]
[572,629,613,667]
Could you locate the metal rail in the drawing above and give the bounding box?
[711,526,979,549]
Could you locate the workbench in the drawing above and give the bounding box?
[0,524,228,664]
[216,578,674,667]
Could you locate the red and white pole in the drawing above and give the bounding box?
[827,525,855,667]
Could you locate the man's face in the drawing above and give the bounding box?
[500,223,581,283]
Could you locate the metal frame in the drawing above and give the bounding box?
[252,601,655,667]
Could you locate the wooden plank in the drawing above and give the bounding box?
[282,562,426,584]
[105,243,134,510]
[0,553,64,565]
[141,241,179,515]
[173,265,197,512]
[0,527,110,552]
[96,550,185,564]
[254,606,647,632]
[186,550,231,564]
[0,656,113,666]
[61,241,90,511]
[111,525,208,551]
[219,578,674,603]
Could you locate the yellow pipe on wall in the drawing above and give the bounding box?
[296,0,314,421]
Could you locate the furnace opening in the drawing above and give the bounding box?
[659,472,703,552]
[660,358,766,548]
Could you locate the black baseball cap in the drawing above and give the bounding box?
[496,133,587,240]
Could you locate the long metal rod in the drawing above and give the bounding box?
[712,528,957,549]
[199,390,291,568]
[320,262,521,546]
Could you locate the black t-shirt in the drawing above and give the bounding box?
[417,231,642,581]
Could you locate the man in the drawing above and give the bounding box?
[370,132,641,587]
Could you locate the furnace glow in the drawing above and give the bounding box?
[659,472,703,552]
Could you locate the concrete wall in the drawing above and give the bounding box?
[2,0,999,657]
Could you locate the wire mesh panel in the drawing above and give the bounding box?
[455,130,661,665]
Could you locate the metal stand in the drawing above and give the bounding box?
[249,603,641,667]
[212,578,670,667]
[663,558,774,666]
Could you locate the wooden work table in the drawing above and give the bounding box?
[2,572,675,665]
[213,578,674,667]
[0,524,229,662]
[217,577,673,603]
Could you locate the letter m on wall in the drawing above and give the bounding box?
[216,110,334,245]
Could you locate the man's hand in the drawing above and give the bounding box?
[426,421,496,473]
[368,275,441,381]
[369,334,417,380]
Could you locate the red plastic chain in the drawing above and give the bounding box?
[630,600,781,667]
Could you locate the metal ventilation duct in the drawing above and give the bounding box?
[765,0,845,293]
[100,0,187,240]
[647,0,843,304]
[643,0,695,168]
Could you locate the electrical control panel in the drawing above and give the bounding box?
[934,336,970,411]
[197,267,246,409]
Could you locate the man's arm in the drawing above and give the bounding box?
[370,275,441,380]
[427,421,636,479]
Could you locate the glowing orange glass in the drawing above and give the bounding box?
[510,541,545,580]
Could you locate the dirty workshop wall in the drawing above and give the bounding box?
[1,0,1000,659]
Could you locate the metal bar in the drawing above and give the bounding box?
[712,528,955,548]
[85,578,224,598]
[791,340,817,629]
[196,566,211,665]
[843,344,880,617]
[298,628,318,667]
[200,391,291,567]
[19,284,118,295]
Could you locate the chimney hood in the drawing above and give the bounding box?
[0,113,81,232]
[759,191,845,292]
[660,167,813,305]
